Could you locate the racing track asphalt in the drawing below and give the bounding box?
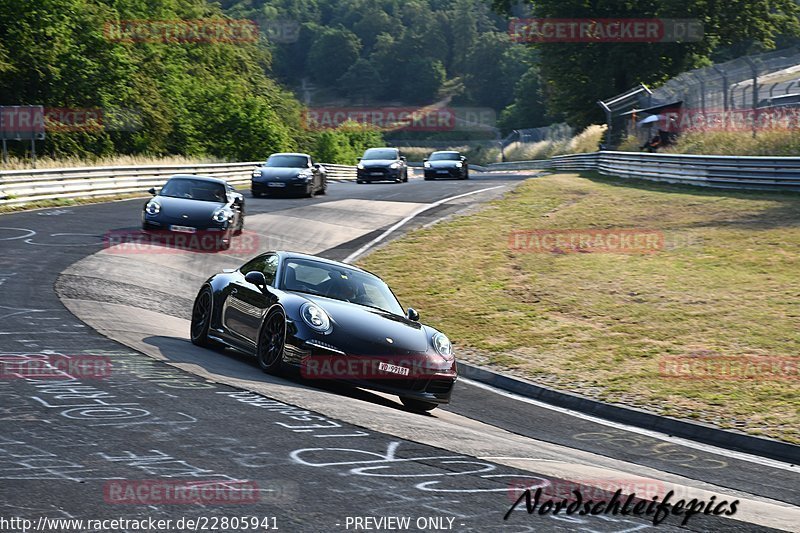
[0,170,797,532]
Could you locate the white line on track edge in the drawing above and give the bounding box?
[459,377,798,472]
[342,185,504,263]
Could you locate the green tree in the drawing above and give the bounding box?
[490,0,800,128]
[0,0,306,161]
[398,57,446,104]
[461,32,532,110]
[338,58,382,101]
[498,66,551,132]
[305,27,361,84]
[312,121,384,164]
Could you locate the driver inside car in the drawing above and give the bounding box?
[330,275,360,303]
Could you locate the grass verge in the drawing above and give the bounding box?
[359,172,800,443]
[0,155,226,171]
[0,193,148,214]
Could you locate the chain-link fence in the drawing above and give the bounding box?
[600,47,800,147]
[653,47,800,112]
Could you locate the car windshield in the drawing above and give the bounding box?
[362,149,398,160]
[430,152,460,161]
[282,258,404,316]
[265,155,309,168]
[159,178,226,202]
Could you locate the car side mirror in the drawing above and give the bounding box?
[400,156,407,161]
[313,163,320,169]
[423,158,428,162]
[460,156,466,161]
[244,271,267,288]
[148,187,157,196]
[357,157,362,161]
[407,308,419,321]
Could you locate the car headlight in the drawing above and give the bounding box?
[424,162,431,168]
[212,208,233,223]
[357,163,364,170]
[298,170,312,180]
[145,200,160,215]
[252,169,261,177]
[455,162,463,168]
[389,162,399,169]
[432,333,452,358]
[301,303,331,332]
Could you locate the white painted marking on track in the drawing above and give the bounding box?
[460,377,798,472]
[0,227,36,240]
[342,186,504,263]
[24,232,100,246]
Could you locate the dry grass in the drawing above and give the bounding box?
[0,193,149,213]
[663,129,800,156]
[1,154,226,171]
[397,145,502,166]
[360,172,800,443]
[504,124,607,161]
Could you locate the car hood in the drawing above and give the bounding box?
[360,159,399,168]
[155,196,224,217]
[304,295,429,355]
[428,160,461,168]
[255,167,305,180]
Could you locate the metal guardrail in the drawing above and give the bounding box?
[481,160,554,171]
[486,152,800,191]
[0,161,357,206]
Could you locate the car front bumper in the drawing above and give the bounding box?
[357,167,402,181]
[252,179,311,195]
[424,166,464,178]
[282,334,457,404]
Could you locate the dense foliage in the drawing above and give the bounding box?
[490,0,800,129]
[312,121,385,164]
[223,0,545,129]
[0,0,310,161]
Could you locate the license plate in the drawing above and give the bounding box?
[437,170,448,174]
[378,362,409,376]
[370,172,383,176]
[267,182,286,188]
[170,225,196,233]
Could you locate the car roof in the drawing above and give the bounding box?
[271,251,369,274]
[431,150,460,155]
[268,152,311,158]
[364,147,397,151]
[168,174,228,185]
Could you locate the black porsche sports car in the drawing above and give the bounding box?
[190,251,457,412]
[251,152,327,198]
[142,174,245,249]
[423,150,469,180]
[356,147,408,183]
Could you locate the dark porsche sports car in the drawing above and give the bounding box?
[190,251,457,412]
[356,147,408,183]
[423,150,468,180]
[251,152,327,198]
[142,174,244,249]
